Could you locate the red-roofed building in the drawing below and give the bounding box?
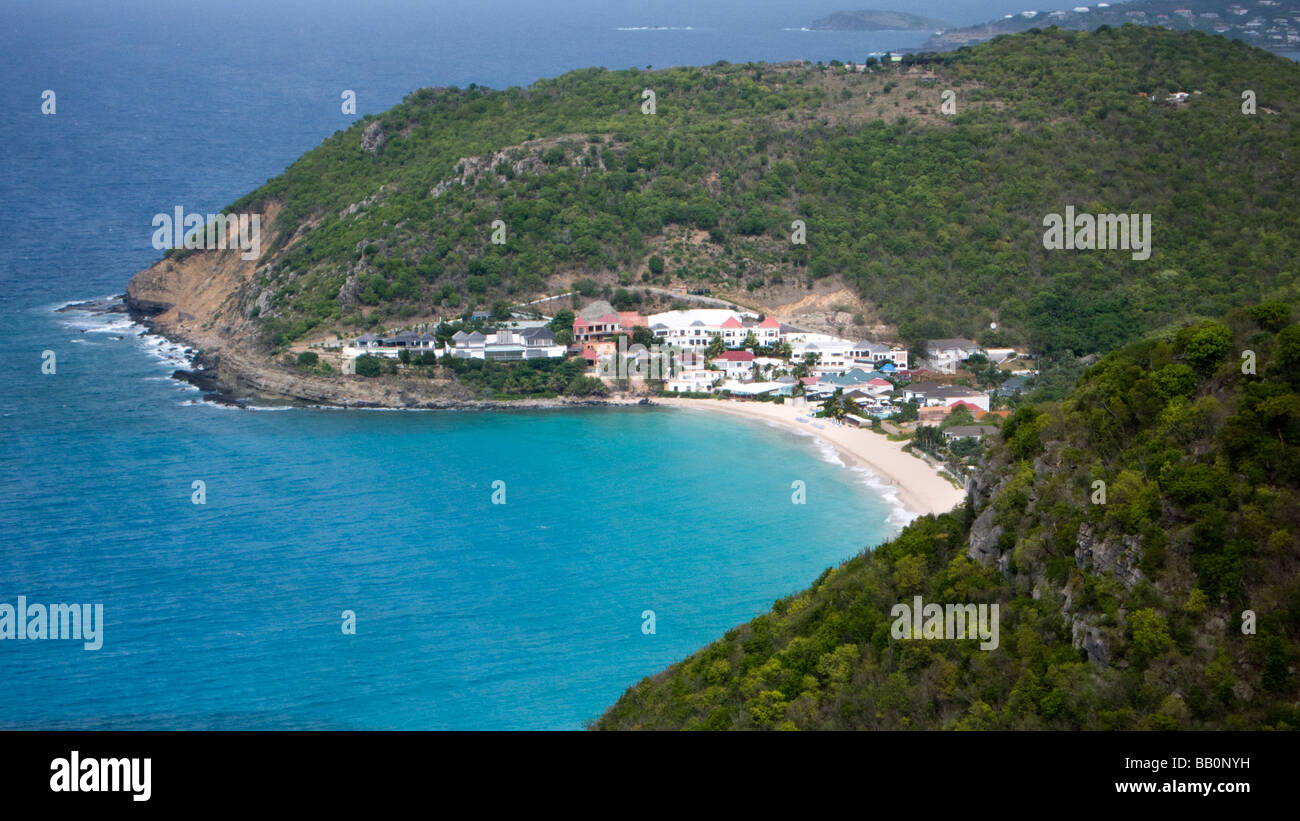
[864,377,894,396]
[714,350,755,362]
[573,313,622,343]
[573,300,624,343]
[618,312,648,332]
[714,349,757,379]
[948,400,984,413]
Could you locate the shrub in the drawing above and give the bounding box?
[1180,322,1232,375]
[354,355,383,377]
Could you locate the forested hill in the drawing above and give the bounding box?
[199,26,1299,361]
[597,302,1300,730]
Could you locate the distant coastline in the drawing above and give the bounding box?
[809,10,949,32]
[923,0,1300,54]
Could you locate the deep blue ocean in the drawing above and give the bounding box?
[4,0,1296,729]
[0,0,944,730]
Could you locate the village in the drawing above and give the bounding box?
[322,296,1038,466]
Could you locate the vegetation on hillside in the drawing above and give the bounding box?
[596,302,1300,729]
[209,26,1298,364]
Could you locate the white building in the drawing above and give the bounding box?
[449,327,565,361]
[786,333,908,376]
[665,369,721,393]
[925,338,982,373]
[646,309,782,350]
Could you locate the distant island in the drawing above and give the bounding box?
[924,0,1300,53]
[809,9,949,31]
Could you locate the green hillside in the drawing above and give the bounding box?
[596,301,1300,729]
[212,25,1298,361]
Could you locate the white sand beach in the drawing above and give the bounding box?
[656,397,967,520]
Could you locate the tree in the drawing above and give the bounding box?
[706,334,726,358]
[914,424,946,456]
[1248,301,1292,333]
[792,352,819,379]
[1180,322,1232,375]
[1271,325,1300,387]
[354,355,383,377]
[1151,363,1196,399]
[940,406,975,429]
[647,255,665,276]
[297,351,319,368]
[1128,608,1173,664]
[549,308,575,334]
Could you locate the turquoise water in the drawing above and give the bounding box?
[0,0,930,729]
[6,1,1291,729]
[2,309,899,728]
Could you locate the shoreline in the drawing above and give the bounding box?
[62,295,647,411]
[61,298,964,522]
[656,397,966,520]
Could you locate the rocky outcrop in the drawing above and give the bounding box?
[430,133,616,197]
[1071,615,1110,665]
[965,468,1009,567]
[967,504,1003,567]
[361,121,385,155]
[1075,522,1144,589]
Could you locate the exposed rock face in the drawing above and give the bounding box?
[965,469,1008,567]
[124,213,652,409]
[1075,522,1144,589]
[1071,615,1110,665]
[429,133,615,197]
[125,200,277,353]
[968,504,1003,567]
[361,121,385,155]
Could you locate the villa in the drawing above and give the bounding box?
[646,309,781,350]
[712,349,757,378]
[925,338,982,373]
[903,381,990,411]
